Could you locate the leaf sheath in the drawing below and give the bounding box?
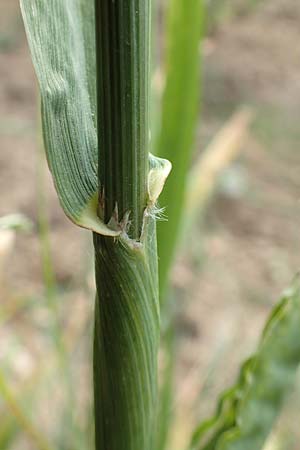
[93,218,160,450]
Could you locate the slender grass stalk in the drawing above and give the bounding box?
[93,3,165,449]
[95,1,149,239]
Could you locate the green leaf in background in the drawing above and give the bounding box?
[190,278,300,450]
[155,0,203,298]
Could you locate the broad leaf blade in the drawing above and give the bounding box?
[190,278,300,450]
[20,0,119,236]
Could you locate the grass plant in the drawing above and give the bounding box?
[14,1,300,450]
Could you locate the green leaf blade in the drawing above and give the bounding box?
[20,0,113,234]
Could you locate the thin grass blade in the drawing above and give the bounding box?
[155,0,203,298]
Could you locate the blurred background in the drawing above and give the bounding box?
[1,0,300,449]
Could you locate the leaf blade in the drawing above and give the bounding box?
[155,0,204,297]
[20,0,119,235]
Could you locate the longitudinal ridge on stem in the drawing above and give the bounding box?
[95,0,151,239]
